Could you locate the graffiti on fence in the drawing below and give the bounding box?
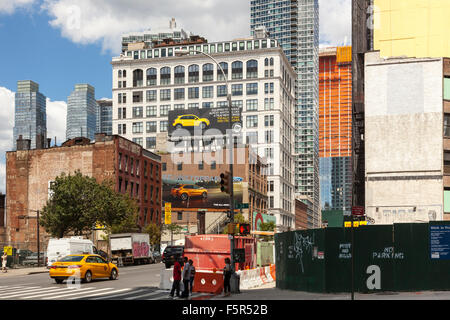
[288,233,315,273]
[372,247,404,260]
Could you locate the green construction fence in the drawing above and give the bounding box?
[275,222,450,293]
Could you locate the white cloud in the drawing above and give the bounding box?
[0,86,66,193]
[319,0,352,47]
[41,0,351,53]
[42,0,252,54]
[0,0,36,14]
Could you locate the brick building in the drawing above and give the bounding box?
[159,145,268,244]
[3,134,161,250]
[295,198,308,230]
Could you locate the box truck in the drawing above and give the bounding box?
[110,233,152,266]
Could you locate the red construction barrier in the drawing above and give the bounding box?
[259,267,269,284]
[193,271,224,294]
[270,264,276,281]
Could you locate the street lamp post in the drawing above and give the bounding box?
[175,49,236,270]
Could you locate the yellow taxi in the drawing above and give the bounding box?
[49,254,118,284]
[172,114,210,130]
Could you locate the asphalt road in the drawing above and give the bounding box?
[0,263,210,300]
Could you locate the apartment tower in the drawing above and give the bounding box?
[251,0,320,228]
[13,80,47,150]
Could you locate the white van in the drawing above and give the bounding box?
[46,237,98,267]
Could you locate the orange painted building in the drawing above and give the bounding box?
[319,46,352,157]
[319,46,352,215]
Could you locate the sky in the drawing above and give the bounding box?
[0,0,351,193]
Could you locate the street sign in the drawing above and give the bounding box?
[235,203,249,209]
[345,221,360,228]
[352,206,364,216]
[3,246,12,256]
[164,202,172,225]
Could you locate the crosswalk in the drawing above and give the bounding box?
[0,285,213,300]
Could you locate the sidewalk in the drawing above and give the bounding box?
[0,266,48,277]
[210,282,450,300]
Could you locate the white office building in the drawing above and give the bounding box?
[111,34,297,231]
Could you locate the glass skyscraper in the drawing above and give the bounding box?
[66,84,97,141]
[96,99,113,136]
[251,0,320,227]
[13,80,47,150]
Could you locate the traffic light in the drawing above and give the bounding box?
[220,172,232,194]
[238,223,251,236]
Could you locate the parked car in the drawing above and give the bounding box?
[171,184,208,201]
[162,245,184,268]
[49,254,118,284]
[172,114,210,130]
[152,250,162,263]
[23,252,46,267]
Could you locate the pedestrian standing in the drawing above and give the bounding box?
[1,251,7,273]
[169,257,182,298]
[181,257,191,298]
[223,257,232,297]
[189,259,195,294]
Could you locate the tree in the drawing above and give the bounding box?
[40,171,138,238]
[259,221,276,241]
[164,223,183,245]
[144,223,163,249]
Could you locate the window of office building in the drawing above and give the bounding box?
[265,115,274,127]
[246,83,258,95]
[132,122,143,134]
[146,105,157,117]
[174,66,185,84]
[202,102,214,108]
[146,68,157,86]
[188,64,199,83]
[160,67,171,85]
[133,91,143,103]
[174,104,184,110]
[203,86,213,98]
[246,60,258,79]
[133,69,143,87]
[146,90,157,102]
[160,89,171,101]
[188,87,199,99]
[231,84,243,96]
[232,61,243,79]
[246,99,258,111]
[160,120,168,132]
[217,85,227,97]
[246,115,258,128]
[203,63,214,82]
[146,121,157,133]
[174,88,185,100]
[160,105,170,116]
[132,106,143,118]
[218,62,228,81]
[146,137,156,149]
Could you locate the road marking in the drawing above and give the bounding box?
[0,286,30,293]
[68,288,131,300]
[124,289,167,300]
[11,287,81,299]
[22,287,98,299]
[0,287,47,298]
[35,287,114,300]
[0,287,66,299]
[90,288,148,300]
